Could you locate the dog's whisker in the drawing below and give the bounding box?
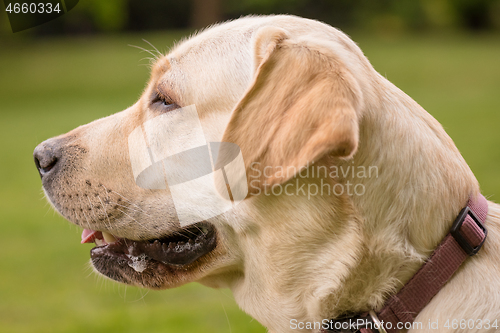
[100,185,151,216]
[180,226,201,238]
[138,56,155,68]
[110,201,147,215]
[128,44,159,60]
[83,261,96,279]
[98,195,114,231]
[109,201,151,218]
[102,186,146,212]
[43,205,53,218]
[142,39,163,58]
[86,196,103,229]
[116,208,148,230]
[219,298,232,333]
[116,196,144,212]
[118,284,127,301]
[78,196,93,230]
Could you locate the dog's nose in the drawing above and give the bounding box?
[34,139,60,178]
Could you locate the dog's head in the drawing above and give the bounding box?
[34,15,478,332]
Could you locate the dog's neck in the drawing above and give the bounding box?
[313,81,486,318]
[356,80,480,249]
[222,78,499,333]
[321,81,478,306]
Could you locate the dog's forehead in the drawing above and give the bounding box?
[171,21,255,59]
[150,25,256,108]
[171,28,254,78]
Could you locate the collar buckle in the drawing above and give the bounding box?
[451,206,487,256]
[368,310,388,333]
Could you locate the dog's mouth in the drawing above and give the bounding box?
[83,222,217,283]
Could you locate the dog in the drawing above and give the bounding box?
[34,15,500,333]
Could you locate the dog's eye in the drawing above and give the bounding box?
[152,92,177,111]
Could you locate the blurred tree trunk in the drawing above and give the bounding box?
[190,0,222,28]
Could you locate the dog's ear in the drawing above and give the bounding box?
[221,26,362,194]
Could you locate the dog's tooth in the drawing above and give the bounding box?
[168,242,175,249]
[162,243,169,251]
[188,239,194,245]
[95,238,104,246]
[103,232,117,244]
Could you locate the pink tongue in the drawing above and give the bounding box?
[81,229,102,244]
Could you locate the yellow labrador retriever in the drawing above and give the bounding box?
[34,15,500,333]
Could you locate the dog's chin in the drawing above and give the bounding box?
[42,182,219,289]
[88,222,217,289]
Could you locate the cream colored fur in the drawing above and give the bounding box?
[42,15,500,333]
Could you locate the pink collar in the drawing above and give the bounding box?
[322,194,488,333]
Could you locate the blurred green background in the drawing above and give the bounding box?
[1,1,500,333]
[2,0,500,34]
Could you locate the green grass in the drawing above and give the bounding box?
[0,30,499,333]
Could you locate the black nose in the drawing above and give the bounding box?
[34,139,60,178]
